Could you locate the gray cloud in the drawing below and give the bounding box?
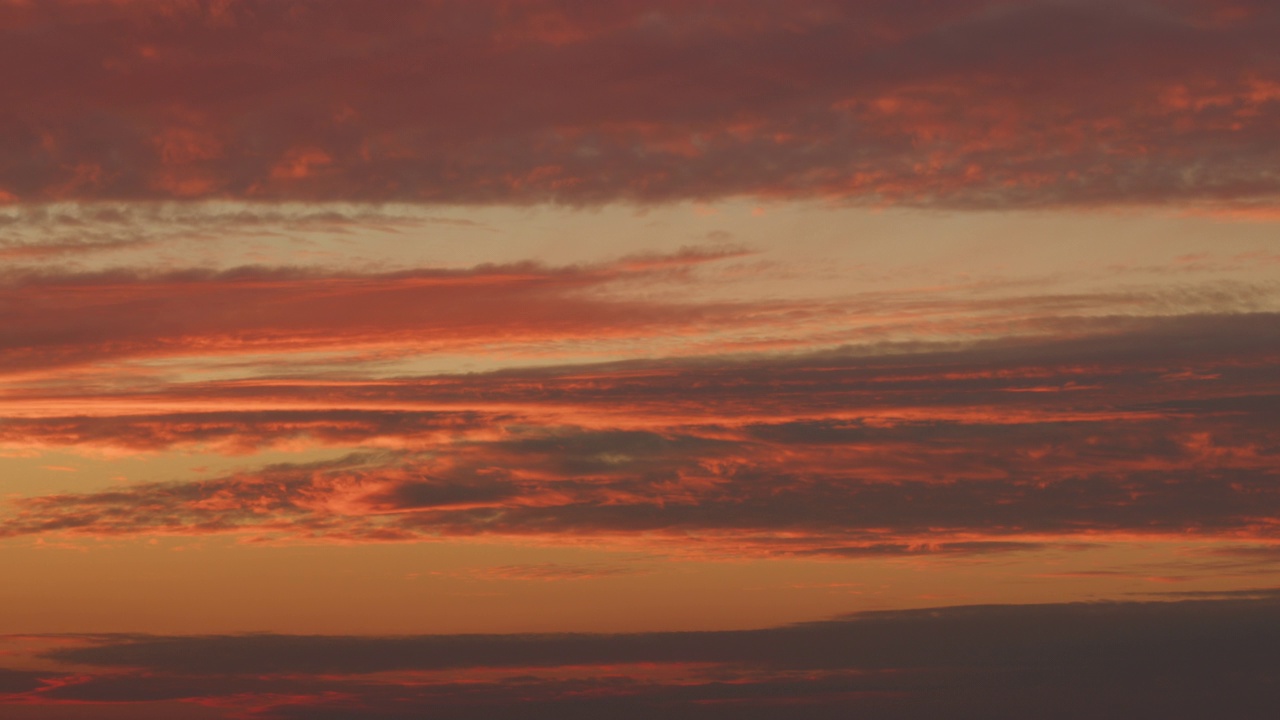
[15,596,1279,719]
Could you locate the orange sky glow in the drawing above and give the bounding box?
[1,1,1278,718]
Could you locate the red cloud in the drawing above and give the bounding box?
[0,248,1267,380]
[0,249,765,374]
[3,313,1276,553]
[1,0,1278,208]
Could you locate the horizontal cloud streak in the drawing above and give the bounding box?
[45,595,1280,673]
[0,410,503,453]
[3,313,1275,553]
[0,201,483,261]
[0,252,1269,377]
[2,0,1279,207]
[4,596,1276,718]
[0,249,768,373]
[6,454,1273,549]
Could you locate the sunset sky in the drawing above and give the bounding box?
[1,1,1278,718]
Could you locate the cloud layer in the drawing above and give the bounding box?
[4,312,1276,554]
[0,249,762,373]
[2,595,1276,718]
[3,0,1280,207]
[2,5,1277,717]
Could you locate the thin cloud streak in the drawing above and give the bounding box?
[0,249,768,374]
[0,201,488,261]
[3,313,1275,554]
[0,249,1269,378]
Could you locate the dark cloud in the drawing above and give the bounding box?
[49,596,1280,674]
[1,1,1278,207]
[1135,586,1280,599]
[15,597,1279,719]
[4,438,1276,549]
[0,669,44,695]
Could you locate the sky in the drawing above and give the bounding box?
[0,1,1278,717]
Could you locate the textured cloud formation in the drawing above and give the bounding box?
[0,410,501,453]
[4,313,1276,553]
[0,201,475,259]
[0,249,764,373]
[2,4,1276,717]
[3,595,1276,719]
[2,0,1279,207]
[0,249,1269,377]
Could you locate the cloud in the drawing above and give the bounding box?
[11,449,1276,547]
[2,1,1279,208]
[3,312,1276,552]
[6,596,1276,718]
[0,669,44,695]
[0,249,763,373]
[0,244,1269,380]
[0,202,488,260]
[34,308,1265,429]
[44,595,1280,674]
[0,410,504,454]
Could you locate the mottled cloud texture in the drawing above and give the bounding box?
[4,312,1276,555]
[2,0,1279,208]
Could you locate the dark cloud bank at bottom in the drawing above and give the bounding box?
[6,594,1277,719]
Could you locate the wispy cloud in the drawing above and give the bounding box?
[0,249,767,374]
[0,243,1270,381]
[4,313,1275,554]
[0,201,490,258]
